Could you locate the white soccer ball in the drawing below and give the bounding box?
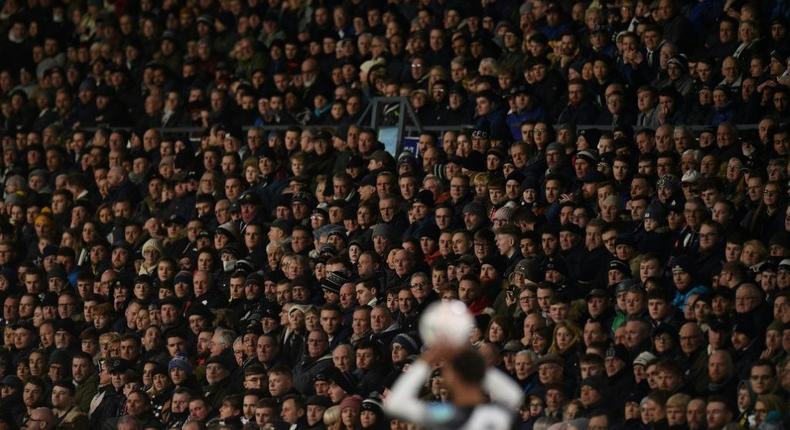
[419,300,475,347]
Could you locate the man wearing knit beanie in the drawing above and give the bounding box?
[392,333,420,356]
[168,354,193,378]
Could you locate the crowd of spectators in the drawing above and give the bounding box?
[0,0,789,429]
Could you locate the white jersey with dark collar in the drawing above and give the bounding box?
[383,360,523,430]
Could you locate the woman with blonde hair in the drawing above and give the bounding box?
[548,321,581,353]
[721,155,746,206]
[324,405,342,430]
[665,393,691,427]
[98,331,120,360]
[304,306,321,332]
[427,65,449,94]
[548,321,582,368]
[740,240,767,268]
[563,400,585,421]
[472,172,492,203]
[314,175,330,205]
[478,57,500,76]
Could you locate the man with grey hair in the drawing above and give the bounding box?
[3,174,28,199]
[655,124,674,152]
[624,318,650,351]
[193,270,223,308]
[241,127,264,159]
[680,148,701,172]
[210,328,236,358]
[678,197,706,253]
[600,195,621,224]
[514,350,538,390]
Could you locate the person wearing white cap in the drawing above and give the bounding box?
[634,351,657,368]
[778,259,790,291]
[681,169,701,199]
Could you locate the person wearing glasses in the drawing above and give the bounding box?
[25,407,55,430]
[749,360,778,396]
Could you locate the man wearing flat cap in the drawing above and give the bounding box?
[533,353,576,402]
[558,223,585,282]
[89,358,127,428]
[204,355,235,409]
[307,130,338,177]
[579,375,607,414]
[506,85,547,141]
[237,192,263,230]
[403,190,435,240]
[604,344,635,411]
[0,375,23,416]
[292,329,334,394]
[585,289,613,325]
[305,394,332,428]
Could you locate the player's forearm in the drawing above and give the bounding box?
[383,360,431,420]
[483,367,524,411]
